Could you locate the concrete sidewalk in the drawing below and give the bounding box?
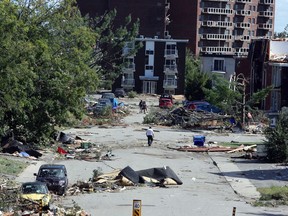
[209,152,261,202]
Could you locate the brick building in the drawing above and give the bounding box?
[77,0,187,94]
[77,0,275,93]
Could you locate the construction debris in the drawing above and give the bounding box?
[65,166,182,196]
[147,107,232,129]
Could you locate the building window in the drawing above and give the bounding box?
[145,65,153,70]
[252,18,255,24]
[248,18,251,23]
[253,6,256,11]
[213,59,225,71]
[146,50,154,55]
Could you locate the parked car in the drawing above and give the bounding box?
[34,164,68,195]
[93,98,113,115]
[101,92,115,100]
[184,101,222,113]
[114,88,126,98]
[159,98,173,108]
[20,181,51,210]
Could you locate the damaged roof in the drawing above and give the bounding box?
[269,40,288,62]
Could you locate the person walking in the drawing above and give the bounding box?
[146,126,154,146]
[141,101,147,114]
[139,100,143,113]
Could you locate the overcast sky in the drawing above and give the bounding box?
[275,0,288,32]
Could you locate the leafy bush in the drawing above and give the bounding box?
[264,107,288,162]
[127,91,137,98]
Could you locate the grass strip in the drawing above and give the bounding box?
[0,156,28,176]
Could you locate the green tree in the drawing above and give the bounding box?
[184,50,211,101]
[274,25,288,38]
[89,10,140,89]
[0,0,98,144]
[265,107,288,162]
[203,74,241,115]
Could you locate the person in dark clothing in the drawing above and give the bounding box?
[139,100,143,113]
[146,126,154,146]
[141,101,147,114]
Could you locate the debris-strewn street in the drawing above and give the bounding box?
[2,95,288,216]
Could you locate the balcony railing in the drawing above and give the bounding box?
[203,0,231,1]
[258,23,273,29]
[121,79,135,87]
[164,49,178,58]
[202,20,233,28]
[235,22,251,28]
[201,34,232,40]
[163,79,177,89]
[235,48,249,56]
[235,10,251,16]
[236,0,252,3]
[259,11,273,17]
[202,8,233,15]
[259,0,274,4]
[123,63,135,70]
[201,46,233,54]
[164,65,178,74]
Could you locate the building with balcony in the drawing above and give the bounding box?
[77,0,275,93]
[167,0,275,80]
[246,39,288,123]
[77,0,188,95]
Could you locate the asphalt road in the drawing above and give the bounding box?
[16,95,288,216]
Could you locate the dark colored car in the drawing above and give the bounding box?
[34,164,68,195]
[114,88,126,98]
[93,98,113,115]
[101,92,115,100]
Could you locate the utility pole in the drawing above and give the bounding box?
[235,73,248,126]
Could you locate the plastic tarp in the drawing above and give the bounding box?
[119,166,183,185]
[2,140,42,158]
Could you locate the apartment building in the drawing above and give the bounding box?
[168,0,275,80]
[77,0,275,93]
[77,0,188,94]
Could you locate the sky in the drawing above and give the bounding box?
[275,0,288,33]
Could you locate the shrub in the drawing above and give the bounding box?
[264,107,288,163]
[127,91,137,98]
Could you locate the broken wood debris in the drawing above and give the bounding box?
[149,107,232,129]
[168,146,234,152]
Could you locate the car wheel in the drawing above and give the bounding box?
[58,188,66,196]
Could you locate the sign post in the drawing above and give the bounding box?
[132,200,142,216]
[232,207,236,216]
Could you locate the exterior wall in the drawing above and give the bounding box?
[168,0,199,55]
[200,56,236,80]
[109,0,167,38]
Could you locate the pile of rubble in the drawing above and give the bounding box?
[147,107,232,129]
[66,166,183,196]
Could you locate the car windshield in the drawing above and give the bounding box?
[39,168,65,178]
[22,184,48,194]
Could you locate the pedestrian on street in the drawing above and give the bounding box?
[141,101,147,114]
[139,100,143,113]
[146,126,154,146]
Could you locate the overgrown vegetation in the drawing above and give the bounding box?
[0,157,28,175]
[254,186,288,207]
[127,91,137,98]
[264,107,288,163]
[185,49,271,124]
[0,0,139,145]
